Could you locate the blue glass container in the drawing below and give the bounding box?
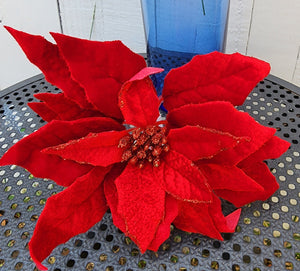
[141,0,230,96]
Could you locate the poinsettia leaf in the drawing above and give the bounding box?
[44,130,128,167]
[0,117,122,186]
[148,195,178,251]
[51,32,147,119]
[119,67,163,127]
[238,136,290,168]
[157,151,212,203]
[103,163,127,233]
[163,51,270,111]
[29,167,109,270]
[167,102,276,165]
[5,26,93,109]
[115,163,165,253]
[198,164,264,192]
[215,162,279,207]
[168,125,247,161]
[34,93,104,121]
[28,102,59,122]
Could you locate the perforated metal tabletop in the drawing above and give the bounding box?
[0,74,299,271]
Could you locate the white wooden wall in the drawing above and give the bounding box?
[1,0,300,91]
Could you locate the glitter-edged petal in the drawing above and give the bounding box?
[29,167,110,270]
[174,194,239,240]
[115,163,165,253]
[163,52,270,111]
[0,117,122,186]
[167,102,276,165]
[119,67,163,127]
[44,130,128,167]
[198,164,264,192]
[168,125,247,161]
[157,151,212,203]
[51,32,146,119]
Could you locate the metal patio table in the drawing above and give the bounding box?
[0,74,299,271]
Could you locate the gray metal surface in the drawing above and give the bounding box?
[0,75,299,271]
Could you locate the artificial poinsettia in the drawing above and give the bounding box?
[0,27,290,271]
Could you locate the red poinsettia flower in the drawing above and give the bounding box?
[0,27,290,271]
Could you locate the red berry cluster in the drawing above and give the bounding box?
[118,125,169,168]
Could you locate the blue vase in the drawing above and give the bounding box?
[141,0,230,96]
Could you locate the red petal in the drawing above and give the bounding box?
[215,162,279,207]
[238,136,290,168]
[29,102,59,122]
[119,67,162,127]
[148,195,178,251]
[158,151,212,203]
[163,52,270,111]
[51,32,146,119]
[44,130,128,167]
[174,194,240,239]
[198,164,264,192]
[34,93,104,121]
[115,163,165,253]
[0,117,122,186]
[5,26,93,109]
[29,167,110,270]
[168,125,246,161]
[103,164,127,233]
[167,102,276,165]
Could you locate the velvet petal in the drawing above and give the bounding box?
[158,151,212,203]
[167,102,276,165]
[103,163,127,233]
[198,164,264,192]
[5,26,93,109]
[28,102,59,122]
[0,117,122,186]
[29,167,110,270]
[34,93,103,121]
[174,193,240,240]
[119,67,162,127]
[51,32,146,119]
[163,52,270,111]
[238,136,290,168]
[215,162,279,207]
[173,199,221,240]
[168,125,246,161]
[115,164,165,253]
[148,195,178,251]
[44,130,128,167]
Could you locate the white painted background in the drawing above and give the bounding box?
[0,0,300,91]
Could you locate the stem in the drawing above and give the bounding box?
[201,0,206,16]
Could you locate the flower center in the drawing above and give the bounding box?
[118,125,169,168]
